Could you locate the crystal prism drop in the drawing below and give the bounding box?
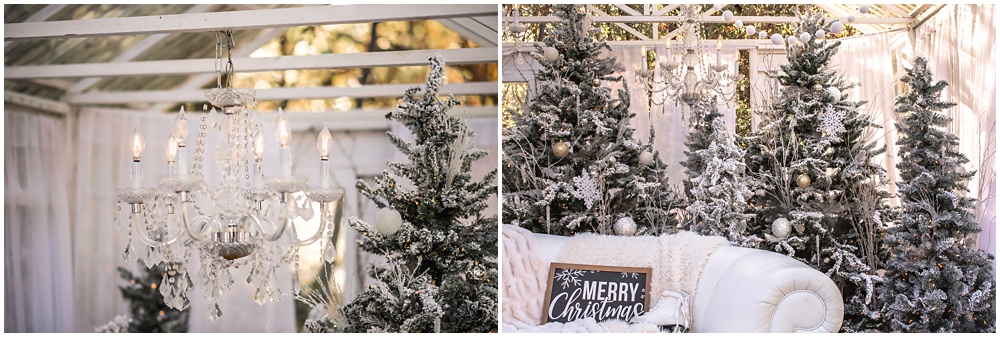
[209,304,223,322]
[323,239,336,263]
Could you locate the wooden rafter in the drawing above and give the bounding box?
[4,4,67,52]
[4,90,72,116]
[436,16,499,47]
[587,5,650,41]
[5,48,497,80]
[64,82,498,105]
[4,5,497,41]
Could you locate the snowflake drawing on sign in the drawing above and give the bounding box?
[817,107,846,135]
[554,269,586,289]
[570,171,600,210]
[621,272,639,279]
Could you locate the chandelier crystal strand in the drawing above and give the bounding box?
[114,30,345,321]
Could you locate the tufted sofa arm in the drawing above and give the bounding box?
[691,246,844,333]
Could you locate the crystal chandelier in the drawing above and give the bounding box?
[502,5,531,64]
[635,4,741,108]
[114,31,344,321]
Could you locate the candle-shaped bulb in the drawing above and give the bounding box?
[253,131,266,160]
[640,44,647,57]
[276,108,291,147]
[716,37,723,51]
[317,125,332,160]
[174,106,188,146]
[131,125,145,161]
[166,136,178,162]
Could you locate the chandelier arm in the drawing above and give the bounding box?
[288,213,326,247]
[132,211,183,247]
[180,202,212,242]
[247,214,285,242]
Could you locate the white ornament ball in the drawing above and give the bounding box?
[771,217,792,239]
[830,21,845,34]
[745,25,756,36]
[826,86,842,103]
[734,19,743,29]
[552,141,571,158]
[639,150,654,166]
[374,208,403,236]
[722,10,734,22]
[771,34,784,45]
[758,31,767,39]
[787,35,799,45]
[713,4,723,11]
[800,32,812,43]
[815,29,826,39]
[859,4,870,14]
[614,216,638,236]
[847,15,856,23]
[543,47,559,62]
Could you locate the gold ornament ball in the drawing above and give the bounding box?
[796,174,811,188]
[552,141,571,158]
[812,83,824,91]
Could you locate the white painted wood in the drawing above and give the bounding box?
[4,4,67,51]
[80,106,497,131]
[3,90,71,116]
[4,4,497,41]
[505,39,778,48]
[510,15,913,24]
[26,78,74,91]
[587,5,650,41]
[437,17,499,47]
[880,4,911,19]
[5,48,497,79]
[67,4,221,94]
[66,82,498,105]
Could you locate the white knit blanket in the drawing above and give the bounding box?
[501,225,728,332]
[555,231,728,305]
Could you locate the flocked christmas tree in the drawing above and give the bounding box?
[342,56,497,333]
[685,116,759,248]
[879,57,995,333]
[502,4,681,236]
[101,261,190,333]
[680,97,725,199]
[743,9,891,331]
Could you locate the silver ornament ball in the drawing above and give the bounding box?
[639,150,654,166]
[542,47,559,62]
[771,217,792,239]
[812,83,824,91]
[614,216,638,236]
[374,207,403,236]
[830,21,845,34]
[552,141,571,158]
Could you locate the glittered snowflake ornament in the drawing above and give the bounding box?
[570,170,600,210]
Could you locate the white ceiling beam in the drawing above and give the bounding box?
[65,82,498,105]
[613,5,642,17]
[512,15,914,25]
[5,47,498,80]
[4,4,498,41]
[652,4,680,16]
[879,4,910,18]
[4,90,71,116]
[67,4,221,94]
[909,4,934,18]
[80,106,497,131]
[587,5,650,41]
[436,17,498,47]
[4,4,67,52]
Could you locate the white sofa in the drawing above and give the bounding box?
[524,232,845,333]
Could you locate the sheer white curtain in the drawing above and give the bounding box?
[73,108,298,332]
[913,4,996,255]
[609,45,738,187]
[4,108,76,332]
[830,33,900,206]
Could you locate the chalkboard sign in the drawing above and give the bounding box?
[542,262,651,324]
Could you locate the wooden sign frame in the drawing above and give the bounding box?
[541,262,652,324]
